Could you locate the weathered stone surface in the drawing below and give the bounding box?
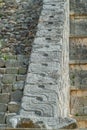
[0,103,7,112]
[2,84,12,93]
[13,81,24,90]
[0,93,10,103]
[8,101,20,113]
[0,112,5,124]
[13,0,77,129]
[6,68,18,74]
[70,18,87,36]
[2,74,16,84]
[0,59,5,68]
[11,90,23,102]
[70,38,87,60]
[70,0,87,15]
[70,69,87,89]
[70,95,87,116]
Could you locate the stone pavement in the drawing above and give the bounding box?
[9,0,77,129]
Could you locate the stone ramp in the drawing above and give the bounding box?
[8,0,77,129]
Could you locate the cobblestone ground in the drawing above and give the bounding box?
[0,0,42,126]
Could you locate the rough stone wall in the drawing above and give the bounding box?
[0,0,42,127]
[9,0,77,129]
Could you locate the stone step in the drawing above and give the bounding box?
[71,116,87,128]
[69,67,87,89]
[69,37,87,61]
[70,90,87,116]
[70,18,87,36]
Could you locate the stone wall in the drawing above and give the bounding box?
[0,0,42,127]
[9,0,77,129]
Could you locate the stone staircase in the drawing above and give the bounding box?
[70,0,87,128]
[0,54,28,127]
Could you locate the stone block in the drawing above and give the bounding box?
[0,93,10,103]
[18,67,27,75]
[0,112,5,124]
[5,60,22,67]
[70,69,87,89]
[69,38,87,60]
[16,75,26,81]
[70,96,87,115]
[2,74,16,84]
[0,59,5,67]
[70,18,87,36]
[0,68,5,74]
[2,84,12,93]
[70,0,87,15]
[6,67,18,74]
[6,113,17,126]
[0,103,7,112]
[11,90,23,102]
[13,81,24,90]
[8,101,20,113]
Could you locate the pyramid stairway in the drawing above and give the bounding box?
[70,0,87,128]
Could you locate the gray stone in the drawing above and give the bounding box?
[0,68,6,74]
[5,60,21,67]
[16,75,26,81]
[6,113,17,127]
[13,81,24,90]
[0,59,5,67]
[0,93,10,103]
[2,84,12,93]
[8,101,20,113]
[11,90,23,102]
[18,67,27,75]
[2,74,16,84]
[70,18,87,36]
[6,68,18,74]
[0,103,7,112]
[0,113,5,124]
[70,0,87,15]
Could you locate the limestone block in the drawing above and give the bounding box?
[0,103,7,112]
[0,68,6,74]
[28,62,61,76]
[70,69,87,89]
[11,90,23,102]
[0,59,5,67]
[0,112,5,124]
[5,60,22,67]
[70,96,87,115]
[69,38,87,60]
[30,51,61,63]
[0,93,10,103]
[2,74,16,84]
[13,81,24,90]
[6,113,17,126]
[8,101,20,113]
[2,84,12,93]
[70,0,87,15]
[6,67,18,74]
[16,75,26,81]
[70,18,87,36]
[18,67,27,75]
